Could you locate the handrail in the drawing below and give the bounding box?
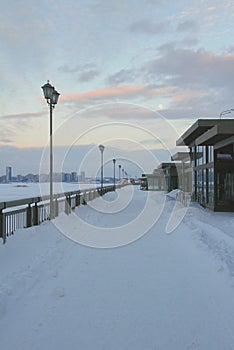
[0,183,125,244]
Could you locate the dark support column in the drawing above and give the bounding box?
[54,198,59,217]
[68,196,72,213]
[27,204,32,228]
[89,191,93,201]
[65,196,71,215]
[214,149,217,210]
[71,197,76,210]
[0,209,6,244]
[76,194,80,207]
[82,193,87,205]
[0,209,3,239]
[33,203,39,226]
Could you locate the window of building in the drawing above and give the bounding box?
[207,146,214,163]
[190,146,196,167]
[196,146,206,165]
[192,171,196,195]
[197,169,203,202]
[224,173,234,201]
[208,168,214,205]
[203,169,207,202]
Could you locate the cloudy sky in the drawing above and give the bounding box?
[0,0,234,177]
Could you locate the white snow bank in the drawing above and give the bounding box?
[0,187,233,350]
[166,188,181,199]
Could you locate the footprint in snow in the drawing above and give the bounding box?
[47,270,58,278]
[52,288,65,298]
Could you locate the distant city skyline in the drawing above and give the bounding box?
[0,169,130,184]
[0,167,87,183]
[0,162,138,183]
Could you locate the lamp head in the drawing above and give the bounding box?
[99,144,105,153]
[51,89,60,105]
[41,80,54,100]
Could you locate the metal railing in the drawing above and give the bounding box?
[0,184,122,243]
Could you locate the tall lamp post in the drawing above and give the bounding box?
[99,144,105,192]
[113,159,116,190]
[220,108,234,119]
[41,80,60,219]
[118,164,121,182]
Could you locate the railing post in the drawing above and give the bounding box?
[0,209,6,244]
[76,193,80,207]
[27,204,32,228]
[72,196,76,210]
[89,190,92,201]
[65,196,71,215]
[54,198,59,217]
[82,192,87,205]
[65,196,68,215]
[33,203,39,226]
[0,209,3,239]
[69,195,71,213]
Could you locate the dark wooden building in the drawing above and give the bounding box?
[176,119,234,211]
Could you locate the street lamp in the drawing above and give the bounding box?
[119,164,121,182]
[113,159,116,190]
[219,109,234,119]
[41,80,60,219]
[98,144,105,192]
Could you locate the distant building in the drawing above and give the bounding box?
[6,166,12,182]
[157,162,182,192]
[171,152,192,193]
[140,170,166,191]
[140,162,182,192]
[24,173,38,183]
[16,174,24,182]
[71,172,78,182]
[63,173,71,182]
[79,171,85,182]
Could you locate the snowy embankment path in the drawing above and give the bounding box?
[0,187,234,350]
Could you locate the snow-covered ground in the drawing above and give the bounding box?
[0,186,234,350]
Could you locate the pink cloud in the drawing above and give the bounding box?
[61,85,148,103]
[172,88,203,103]
[0,111,46,120]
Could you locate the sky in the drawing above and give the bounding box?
[0,0,234,176]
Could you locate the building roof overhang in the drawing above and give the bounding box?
[157,162,182,169]
[176,119,229,146]
[144,173,162,178]
[195,122,234,145]
[171,152,190,161]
